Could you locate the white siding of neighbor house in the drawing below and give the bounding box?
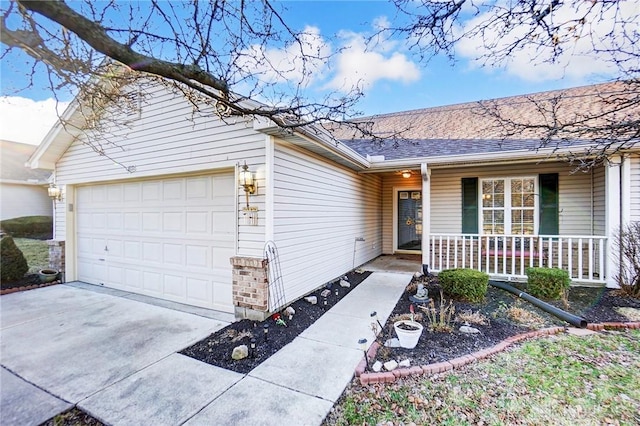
[272,141,382,304]
[630,154,640,222]
[0,184,53,221]
[53,82,266,258]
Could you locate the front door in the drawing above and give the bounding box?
[397,190,422,251]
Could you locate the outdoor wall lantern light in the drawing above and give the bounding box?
[48,183,62,201]
[239,161,256,193]
[358,338,369,371]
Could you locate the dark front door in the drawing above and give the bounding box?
[397,190,422,251]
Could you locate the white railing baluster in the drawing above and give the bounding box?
[578,238,584,280]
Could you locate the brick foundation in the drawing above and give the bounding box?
[48,240,65,282]
[230,256,269,321]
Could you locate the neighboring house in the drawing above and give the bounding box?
[0,140,52,221]
[27,81,640,319]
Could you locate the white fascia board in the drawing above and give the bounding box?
[361,144,633,172]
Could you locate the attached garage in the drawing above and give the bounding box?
[76,172,235,312]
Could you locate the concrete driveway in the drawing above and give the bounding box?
[0,283,234,425]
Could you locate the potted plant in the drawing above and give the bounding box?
[38,269,59,283]
[393,305,424,349]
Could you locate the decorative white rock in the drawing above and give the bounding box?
[413,271,423,278]
[284,306,295,319]
[384,338,401,348]
[231,345,249,360]
[339,279,351,288]
[304,296,318,305]
[384,360,399,371]
[320,289,331,298]
[399,359,411,368]
[459,325,481,334]
[372,360,383,372]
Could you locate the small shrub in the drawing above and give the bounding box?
[613,221,640,297]
[456,309,489,326]
[0,216,53,239]
[507,304,546,328]
[0,236,29,282]
[438,268,489,303]
[526,267,570,300]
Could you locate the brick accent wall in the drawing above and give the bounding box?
[48,240,65,282]
[230,256,269,320]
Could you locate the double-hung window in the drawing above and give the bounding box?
[481,177,536,235]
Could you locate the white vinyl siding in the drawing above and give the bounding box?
[53,82,266,258]
[630,155,640,222]
[592,164,606,235]
[429,162,595,236]
[273,141,382,304]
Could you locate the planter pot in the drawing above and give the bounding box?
[393,320,424,349]
[38,269,59,284]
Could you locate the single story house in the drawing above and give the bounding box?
[27,80,639,319]
[1,140,52,221]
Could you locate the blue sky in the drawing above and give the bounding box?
[0,0,630,144]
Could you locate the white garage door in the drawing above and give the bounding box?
[76,172,235,312]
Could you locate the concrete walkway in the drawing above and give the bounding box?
[0,272,411,426]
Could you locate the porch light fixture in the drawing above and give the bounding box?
[401,170,412,179]
[48,183,62,201]
[239,161,257,209]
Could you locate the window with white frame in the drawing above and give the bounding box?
[481,177,536,235]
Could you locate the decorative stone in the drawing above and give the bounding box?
[304,296,318,305]
[459,325,481,334]
[339,279,351,288]
[372,360,383,372]
[399,359,411,368]
[384,338,401,348]
[383,360,398,371]
[413,271,423,278]
[231,345,249,360]
[284,306,295,319]
[320,289,331,298]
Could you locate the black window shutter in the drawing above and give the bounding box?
[461,177,478,234]
[539,173,559,235]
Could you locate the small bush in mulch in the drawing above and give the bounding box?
[1,235,29,283]
[438,268,488,302]
[180,270,372,374]
[526,266,571,300]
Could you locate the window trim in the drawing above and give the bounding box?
[479,176,538,235]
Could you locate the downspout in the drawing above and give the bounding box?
[490,281,587,328]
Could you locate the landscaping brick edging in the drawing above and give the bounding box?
[356,322,640,385]
[0,281,61,296]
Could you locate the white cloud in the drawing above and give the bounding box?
[238,25,331,87]
[327,31,421,92]
[455,1,639,82]
[0,97,68,145]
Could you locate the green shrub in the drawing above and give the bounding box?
[526,267,571,300]
[1,236,29,282]
[0,216,53,239]
[438,268,489,303]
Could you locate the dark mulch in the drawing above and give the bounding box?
[179,270,372,374]
[40,407,104,426]
[1,274,41,291]
[375,276,640,367]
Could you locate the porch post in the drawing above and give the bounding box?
[604,156,622,288]
[421,163,430,273]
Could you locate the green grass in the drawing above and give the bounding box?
[13,238,49,274]
[326,330,640,426]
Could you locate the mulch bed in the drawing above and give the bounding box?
[0,274,61,295]
[179,270,372,374]
[374,275,640,367]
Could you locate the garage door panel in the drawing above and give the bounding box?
[77,173,234,312]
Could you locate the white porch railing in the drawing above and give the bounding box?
[429,234,607,285]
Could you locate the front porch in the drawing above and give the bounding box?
[428,234,607,285]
